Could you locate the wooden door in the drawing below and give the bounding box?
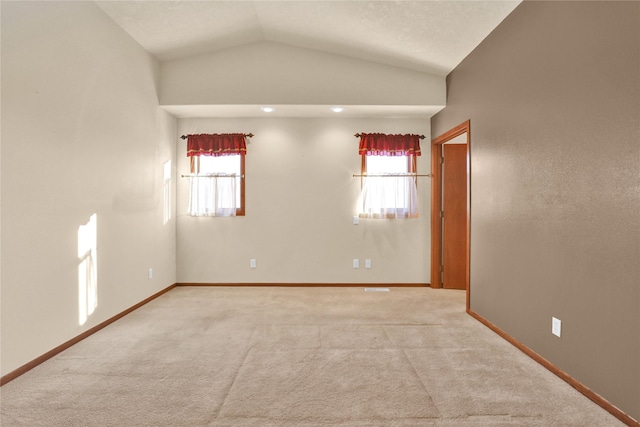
[442,144,468,290]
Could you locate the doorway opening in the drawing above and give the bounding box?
[431,120,470,310]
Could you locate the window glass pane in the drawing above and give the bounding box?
[199,155,240,175]
[163,160,171,224]
[198,155,241,209]
[163,160,171,181]
[360,154,417,218]
[366,155,408,174]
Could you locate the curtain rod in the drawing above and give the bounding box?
[181,174,245,178]
[352,173,431,178]
[180,133,254,140]
[354,133,425,139]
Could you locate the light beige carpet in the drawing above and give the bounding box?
[0,286,626,426]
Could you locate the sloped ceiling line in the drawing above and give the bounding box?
[95,0,521,75]
[94,0,521,118]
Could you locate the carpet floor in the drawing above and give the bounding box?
[0,286,626,426]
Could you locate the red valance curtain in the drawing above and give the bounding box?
[186,133,247,157]
[358,133,422,156]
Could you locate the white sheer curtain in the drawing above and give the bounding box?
[360,174,418,219]
[188,174,237,217]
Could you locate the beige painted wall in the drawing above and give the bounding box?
[432,1,639,420]
[160,41,445,108]
[176,117,431,284]
[1,1,177,376]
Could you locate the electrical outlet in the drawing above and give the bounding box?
[552,317,561,337]
[353,259,359,269]
[250,259,257,269]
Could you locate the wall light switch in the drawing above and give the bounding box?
[353,216,359,225]
[148,268,153,280]
[353,259,359,269]
[250,259,257,269]
[552,317,561,337]
[365,259,372,269]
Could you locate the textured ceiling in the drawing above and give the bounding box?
[96,0,521,75]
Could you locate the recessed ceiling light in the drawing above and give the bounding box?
[260,106,274,113]
[330,106,344,113]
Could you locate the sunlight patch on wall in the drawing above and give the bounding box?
[78,214,98,326]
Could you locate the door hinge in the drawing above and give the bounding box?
[440,210,444,218]
[440,156,444,164]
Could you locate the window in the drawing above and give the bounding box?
[163,160,172,224]
[365,154,416,176]
[186,134,246,217]
[358,133,421,219]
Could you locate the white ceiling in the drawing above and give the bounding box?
[95,0,521,117]
[161,104,445,119]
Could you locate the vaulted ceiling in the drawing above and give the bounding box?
[96,0,521,76]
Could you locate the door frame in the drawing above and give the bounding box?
[431,120,471,310]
